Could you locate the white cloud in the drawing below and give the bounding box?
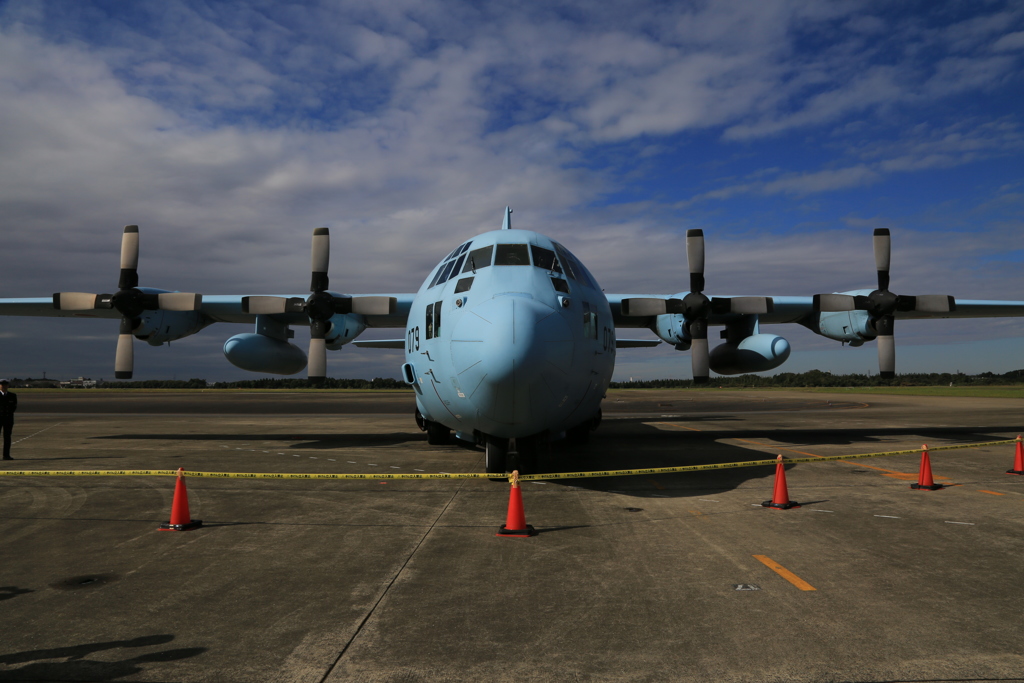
[992,30,1024,51]
[0,0,1021,380]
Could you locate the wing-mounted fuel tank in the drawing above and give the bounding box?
[705,314,791,375]
[223,334,307,375]
[223,314,307,375]
[709,333,791,374]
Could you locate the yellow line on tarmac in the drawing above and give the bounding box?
[649,422,702,431]
[753,555,816,591]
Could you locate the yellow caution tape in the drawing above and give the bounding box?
[0,439,1016,481]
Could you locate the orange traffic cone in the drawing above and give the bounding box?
[159,468,203,530]
[1007,435,1024,475]
[910,445,943,490]
[497,470,535,537]
[762,455,800,509]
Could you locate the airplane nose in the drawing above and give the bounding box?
[451,295,574,429]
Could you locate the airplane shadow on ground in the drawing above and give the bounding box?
[540,426,779,499]
[532,419,1023,499]
[93,433,419,448]
[0,634,206,682]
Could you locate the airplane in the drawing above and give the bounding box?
[2,207,1023,475]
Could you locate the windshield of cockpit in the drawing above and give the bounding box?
[427,240,598,290]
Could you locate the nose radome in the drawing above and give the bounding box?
[451,295,574,426]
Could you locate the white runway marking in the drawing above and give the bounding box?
[12,423,63,445]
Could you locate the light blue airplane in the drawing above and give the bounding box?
[2,208,1023,474]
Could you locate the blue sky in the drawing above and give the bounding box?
[0,0,1022,382]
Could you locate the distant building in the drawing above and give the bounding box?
[59,377,97,389]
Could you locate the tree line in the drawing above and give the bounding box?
[609,369,1024,389]
[8,369,1024,390]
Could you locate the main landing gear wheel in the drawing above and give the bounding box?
[565,422,591,446]
[485,436,509,481]
[513,435,548,475]
[426,421,450,445]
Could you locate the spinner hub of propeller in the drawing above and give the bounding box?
[306,291,335,321]
[866,289,897,316]
[682,291,710,320]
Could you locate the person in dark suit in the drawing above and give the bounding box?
[0,379,16,460]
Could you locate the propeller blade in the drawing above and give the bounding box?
[350,296,398,316]
[877,335,895,379]
[52,292,100,310]
[115,317,136,379]
[688,319,709,384]
[118,225,140,290]
[813,293,857,312]
[308,338,327,379]
[621,298,666,316]
[873,228,890,291]
[620,298,684,316]
[711,296,774,315]
[243,296,289,315]
[157,292,202,311]
[311,227,330,292]
[908,295,955,313]
[686,229,705,293]
[874,314,895,378]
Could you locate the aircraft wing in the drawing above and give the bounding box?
[0,293,416,328]
[0,297,123,319]
[606,294,1024,328]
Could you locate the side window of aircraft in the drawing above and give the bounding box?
[531,245,562,273]
[424,300,442,339]
[455,277,474,293]
[551,278,569,294]
[494,244,530,266]
[583,301,598,340]
[462,245,493,273]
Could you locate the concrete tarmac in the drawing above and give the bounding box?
[1,389,1023,682]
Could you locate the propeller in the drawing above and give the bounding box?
[241,228,396,380]
[52,225,203,379]
[812,228,955,379]
[620,229,773,384]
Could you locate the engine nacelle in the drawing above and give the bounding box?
[813,310,875,347]
[223,333,307,375]
[709,333,791,375]
[653,313,688,348]
[135,310,209,346]
[325,313,367,350]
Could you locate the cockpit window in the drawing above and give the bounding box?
[494,244,530,266]
[531,245,562,273]
[462,245,493,273]
[553,242,598,289]
[438,260,456,284]
[430,241,473,288]
[553,243,579,280]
